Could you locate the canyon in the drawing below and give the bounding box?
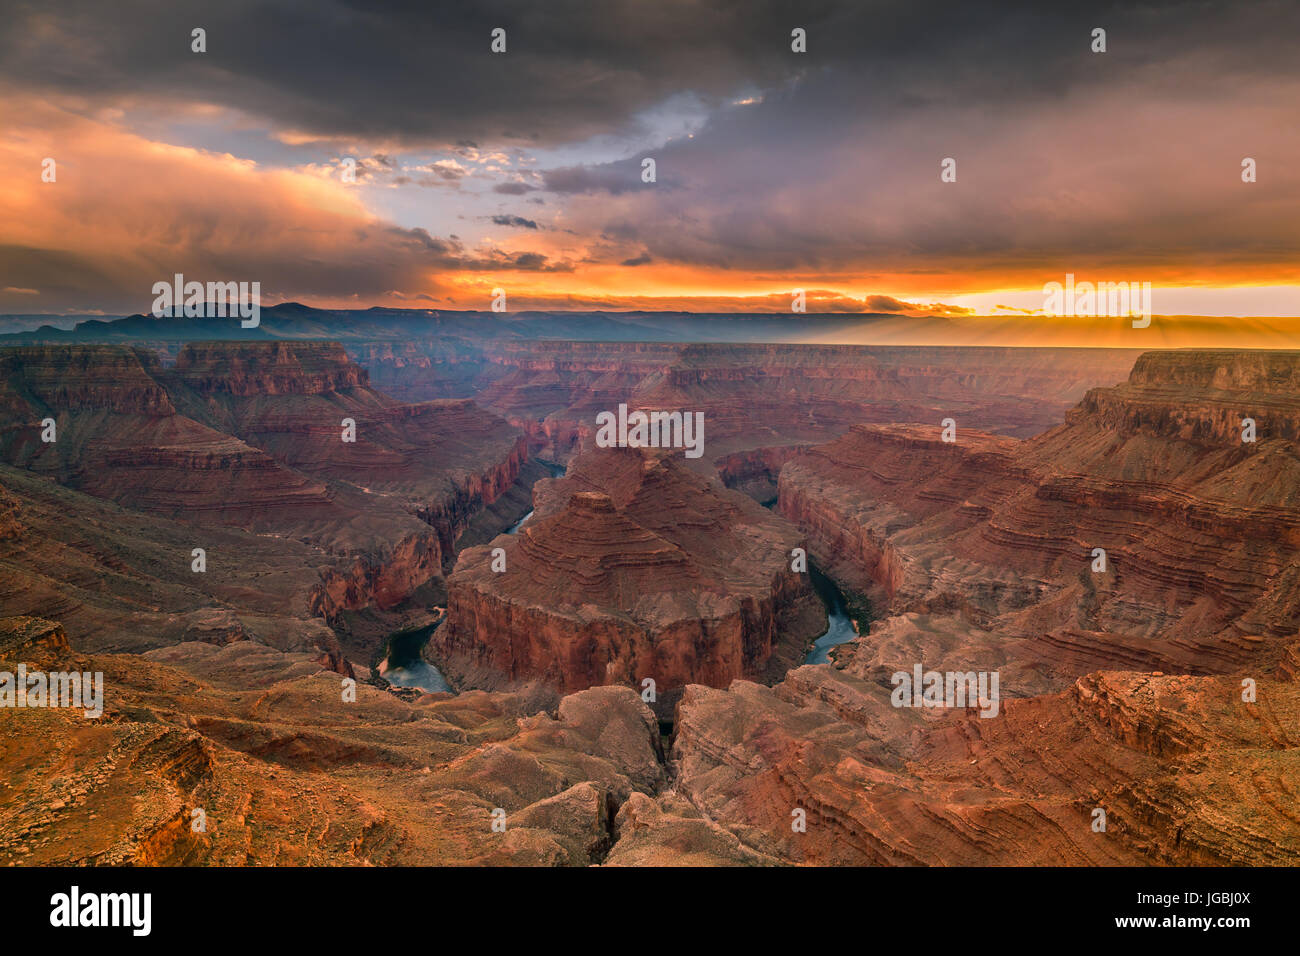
[652,348,1300,865]
[1,311,1296,867]
[3,306,1142,453]
[0,341,526,662]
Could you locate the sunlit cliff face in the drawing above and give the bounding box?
[1,0,1299,329]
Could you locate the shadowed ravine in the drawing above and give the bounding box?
[381,462,568,693]
[757,494,867,666]
[380,621,451,693]
[504,508,534,534]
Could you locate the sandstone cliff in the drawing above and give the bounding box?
[436,443,825,712]
[777,350,1300,692]
[663,666,1300,865]
[0,342,531,659]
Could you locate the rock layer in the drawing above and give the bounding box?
[0,618,666,866]
[666,666,1300,865]
[436,443,825,711]
[0,342,530,656]
[777,350,1300,692]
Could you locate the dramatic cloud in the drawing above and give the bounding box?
[4,1,1294,149]
[1,0,1298,314]
[0,101,565,312]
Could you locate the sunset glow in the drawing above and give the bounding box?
[2,2,1298,333]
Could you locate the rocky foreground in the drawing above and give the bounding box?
[0,616,665,865]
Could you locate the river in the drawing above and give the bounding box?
[504,461,565,534]
[380,621,451,693]
[504,508,533,533]
[804,564,859,664]
[381,461,567,693]
[751,498,864,664]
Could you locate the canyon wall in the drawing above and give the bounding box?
[435,443,825,712]
[359,341,1142,460]
[774,350,1300,691]
[0,342,531,657]
[659,665,1300,866]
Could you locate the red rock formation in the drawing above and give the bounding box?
[714,444,812,502]
[0,615,72,661]
[308,531,443,623]
[367,341,1140,460]
[0,342,530,654]
[0,623,666,866]
[0,461,355,666]
[350,339,507,401]
[173,340,369,395]
[169,342,529,565]
[0,344,376,542]
[0,344,174,419]
[436,443,825,708]
[666,666,1300,865]
[776,350,1300,691]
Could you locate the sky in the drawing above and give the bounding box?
[1,0,1299,329]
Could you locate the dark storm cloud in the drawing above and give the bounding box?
[0,0,796,146]
[4,0,1299,311]
[490,214,539,229]
[536,0,1300,279]
[393,227,568,271]
[3,0,1294,148]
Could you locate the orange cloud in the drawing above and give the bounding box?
[0,98,473,312]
